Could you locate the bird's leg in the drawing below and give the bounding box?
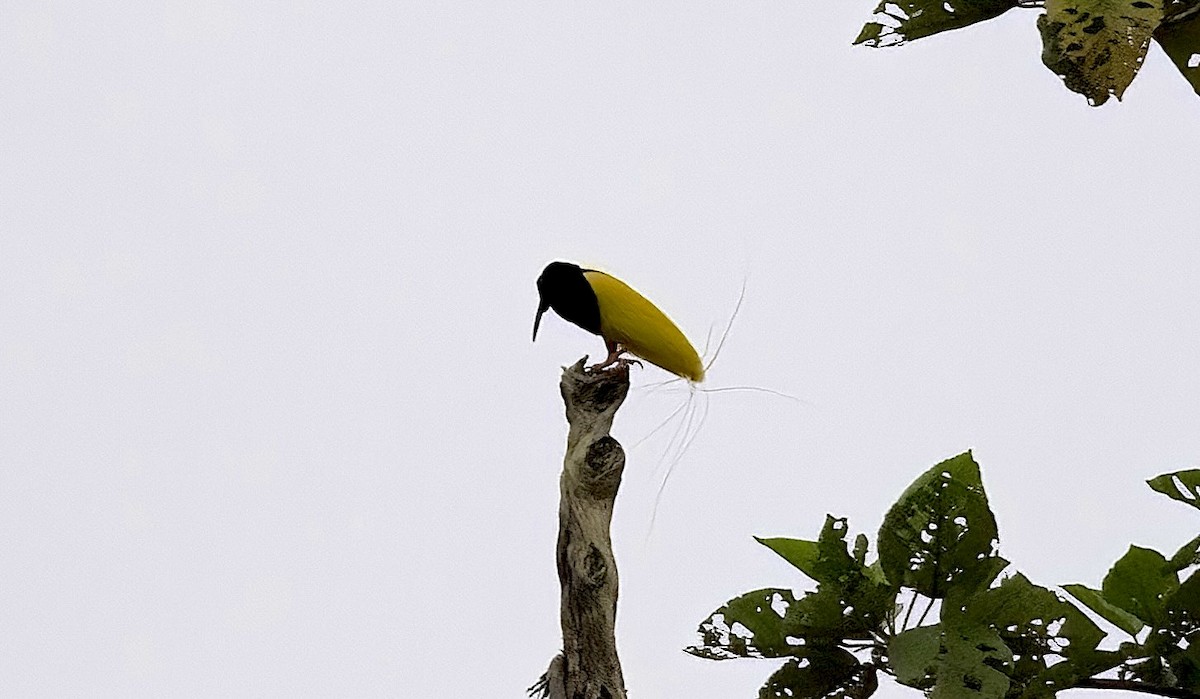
[589,341,641,373]
[589,340,624,372]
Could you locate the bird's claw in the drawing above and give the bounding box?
[587,357,641,374]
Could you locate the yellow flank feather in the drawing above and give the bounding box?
[583,270,705,382]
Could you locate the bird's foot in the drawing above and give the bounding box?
[587,356,641,374]
[587,343,641,374]
[618,357,642,370]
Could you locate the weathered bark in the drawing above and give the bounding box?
[531,358,630,699]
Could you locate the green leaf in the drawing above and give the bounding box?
[1148,470,1200,512]
[854,533,869,566]
[1154,7,1200,97]
[855,0,1020,47]
[888,621,1013,697]
[758,516,896,640]
[973,574,1104,653]
[758,648,876,699]
[1033,648,1128,697]
[866,560,890,588]
[1063,583,1146,636]
[757,537,822,581]
[959,574,1105,695]
[936,589,1015,698]
[888,584,1019,697]
[687,588,803,660]
[1148,569,1200,691]
[878,452,1004,599]
[929,623,1011,699]
[1037,0,1166,106]
[1103,545,1178,627]
[891,575,1109,697]
[890,625,941,689]
[792,579,889,642]
[757,516,872,587]
[1171,534,1200,572]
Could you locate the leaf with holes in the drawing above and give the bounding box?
[1103,545,1178,628]
[890,624,942,690]
[793,581,887,642]
[758,516,896,640]
[758,648,876,699]
[855,0,1020,47]
[688,576,892,669]
[1140,569,1200,691]
[1155,6,1200,97]
[959,574,1107,695]
[758,516,890,589]
[932,601,1013,698]
[878,452,1004,600]
[1037,0,1166,105]
[893,607,1013,698]
[1148,469,1200,512]
[687,588,803,660]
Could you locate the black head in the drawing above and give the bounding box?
[533,261,602,341]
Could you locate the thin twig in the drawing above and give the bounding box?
[915,595,936,627]
[901,589,918,631]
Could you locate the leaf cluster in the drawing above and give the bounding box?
[854,0,1200,105]
[688,453,1200,698]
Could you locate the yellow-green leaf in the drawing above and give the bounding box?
[1155,5,1200,97]
[1037,0,1166,105]
[856,0,1020,47]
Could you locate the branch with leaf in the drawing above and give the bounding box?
[855,0,1200,105]
[689,453,1200,698]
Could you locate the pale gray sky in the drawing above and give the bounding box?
[2,3,1198,697]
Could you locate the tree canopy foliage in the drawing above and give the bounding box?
[855,0,1200,105]
[689,453,1200,698]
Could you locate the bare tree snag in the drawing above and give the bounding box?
[530,358,630,699]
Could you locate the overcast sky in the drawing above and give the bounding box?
[3,3,1199,697]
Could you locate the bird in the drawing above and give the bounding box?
[533,261,705,383]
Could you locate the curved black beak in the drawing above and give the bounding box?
[533,299,549,341]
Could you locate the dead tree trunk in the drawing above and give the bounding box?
[530,358,630,699]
